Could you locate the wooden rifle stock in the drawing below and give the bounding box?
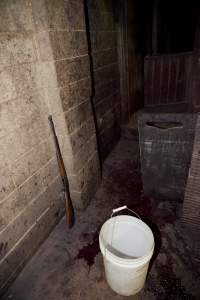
[48,115,74,228]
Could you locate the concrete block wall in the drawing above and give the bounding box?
[0,0,100,293]
[87,0,121,160]
[32,0,101,210]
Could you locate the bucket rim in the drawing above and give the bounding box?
[99,215,155,265]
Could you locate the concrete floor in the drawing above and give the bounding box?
[2,137,200,300]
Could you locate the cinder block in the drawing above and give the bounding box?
[62,155,74,176]
[35,30,88,61]
[0,137,9,170]
[63,133,97,178]
[0,167,15,202]
[11,139,55,187]
[94,80,113,104]
[55,55,90,87]
[34,31,53,61]
[0,61,57,103]
[64,0,86,30]
[17,173,44,208]
[68,151,100,191]
[94,63,119,87]
[67,173,79,192]
[36,61,58,89]
[36,30,88,61]
[0,175,62,260]
[60,77,92,112]
[95,94,113,119]
[32,0,67,31]
[58,135,73,160]
[71,163,101,210]
[93,48,118,69]
[50,31,88,60]
[13,89,49,129]
[0,0,34,32]
[64,100,92,134]
[0,99,16,138]
[69,117,96,154]
[39,157,59,190]
[77,151,100,191]
[0,66,17,103]
[3,114,50,163]
[91,31,117,53]
[33,0,85,31]
[0,189,23,232]
[3,130,28,163]
[81,171,101,208]
[49,111,70,136]
[45,86,63,114]
[31,117,51,141]
[73,134,98,172]
[0,33,37,67]
[15,157,59,209]
[4,123,47,163]
[89,10,115,31]
[97,108,114,132]
[0,190,63,294]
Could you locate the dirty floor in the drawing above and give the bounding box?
[2,137,200,300]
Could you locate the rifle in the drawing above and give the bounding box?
[48,115,74,228]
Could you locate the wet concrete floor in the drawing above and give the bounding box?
[2,137,200,300]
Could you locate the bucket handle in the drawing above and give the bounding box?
[111,205,141,219]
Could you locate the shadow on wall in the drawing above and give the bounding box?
[83,0,122,164]
[83,0,102,168]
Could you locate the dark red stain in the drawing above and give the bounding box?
[107,159,178,227]
[76,158,179,269]
[76,225,102,268]
[74,146,197,298]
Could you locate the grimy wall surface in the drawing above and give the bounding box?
[87,0,121,160]
[0,0,101,293]
[138,113,197,200]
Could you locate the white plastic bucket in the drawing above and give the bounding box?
[99,206,154,296]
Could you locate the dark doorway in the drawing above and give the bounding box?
[119,0,199,121]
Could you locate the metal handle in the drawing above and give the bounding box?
[111,205,141,219]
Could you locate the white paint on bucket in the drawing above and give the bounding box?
[99,211,154,296]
